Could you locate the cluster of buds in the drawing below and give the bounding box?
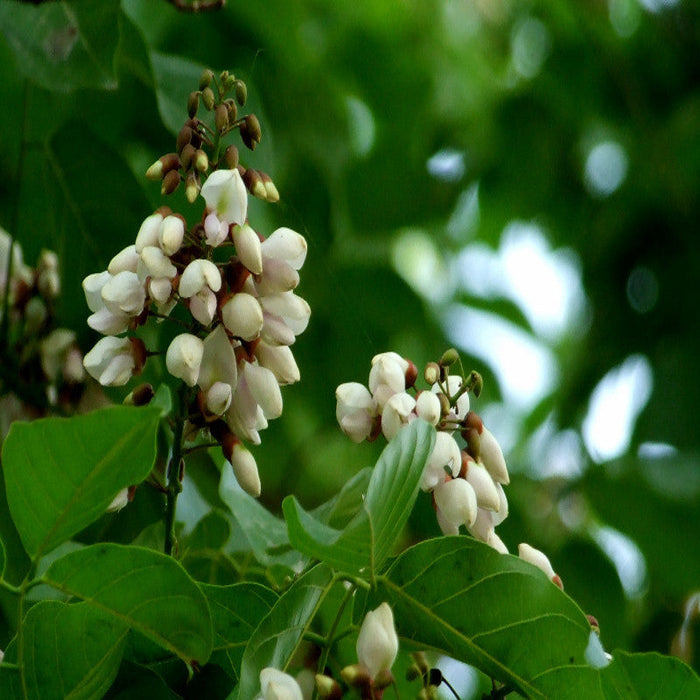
[82,70,309,498]
[146,69,278,205]
[336,350,509,551]
[0,229,85,424]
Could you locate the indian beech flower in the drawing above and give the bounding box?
[356,603,399,681]
[257,668,303,700]
[381,391,416,440]
[101,271,146,317]
[336,382,377,443]
[166,333,204,387]
[259,291,310,337]
[519,543,561,587]
[159,215,185,256]
[106,487,130,513]
[83,336,143,386]
[201,168,248,229]
[421,431,461,491]
[179,259,222,327]
[232,223,263,274]
[198,325,238,415]
[222,292,264,341]
[434,477,478,528]
[415,390,441,425]
[480,426,510,484]
[255,342,300,384]
[433,374,470,423]
[108,245,139,275]
[135,212,164,253]
[463,457,501,512]
[369,352,408,409]
[229,440,262,498]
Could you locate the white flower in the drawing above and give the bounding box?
[106,487,130,513]
[204,212,230,247]
[198,325,238,415]
[519,543,558,583]
[336,382,377,443]
[101,271,146,317]
[221,293,264,341]
[421,431,461,491]
[491,483,509,527]
[257,668,303,700]
[415,390,441,425]
[487,531,509,554]
[108,245,140,275]
[467,507,496,542]
[159,215,185,256]
[179,260,222,326]
[463,458,500,512]
[40,329,77,382]
[255,227,307,295]
[201,169,248,227]
[436,506,460,536]
[243,362,283,419]
[37,249,60,299]
[381,391,416,440]
[432,375,470,424]
[165,334,204,386]
[84,337,139,386]
[230,441,262,498]
[434,478,478,528]
[139,246,177,280]
[479,427,510,484]
[369,352,408,409]
[135,213,164,253]
[232,223,263,274]
[356,603,399,680]
[255,342,300,385]
[84,272,132,334]
[259,292,310,338]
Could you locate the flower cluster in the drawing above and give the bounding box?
[82,71,309,498]
[0,228,85,428]
[336,350,564,586]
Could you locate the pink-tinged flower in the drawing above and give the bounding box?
[356,603,399,681]
[230,442,261,498]
[83,336,142,386]
[255,342,300,385]
[165,333,204,386]
[204,213,230,247]
[232,223,263,274]
[381,391,416,440]
[257,668,303,700]
[434,478,478,528]
[201,168,248,229]
[421,432,461,491]
[135,213,164,253]
[336,382,377,443]
[179,259,222,326]
[221,293,264,341]
[415,390,441,426]
[369,352,408,409]
[480,426,510,484]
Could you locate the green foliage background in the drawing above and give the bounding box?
[0,0,698,693]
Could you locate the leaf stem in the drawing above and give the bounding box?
[164,384,188,556]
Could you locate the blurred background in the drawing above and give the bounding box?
[1,0,698,690]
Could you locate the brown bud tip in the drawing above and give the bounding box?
[161,170,180,195]
[464,410,483,433]
[187,91,200,118]
[224,144,239,169]
[185,171,200,204]
[130,383,155,406]
[180,143,197,170]
[220,431,241,463]
[201,86,216,111]
[315,674,342,700]
[176,125,193,154]
[234,79,247,106]
[225,98,238,123]
[245,113,262,143]
[405,665,422,682]
[458,450,470,479]
[215,104,229,132]
[199,69,214,90]
[405,359,418,389]
[440,347,459,366]
[424,362,440,385]
[462,426,481,461]
[240,123,256,151]
[552,574,564,590]
[194,149,209,173]
[242,168,267,199]
[586,614,600,634]
[340,664,371,689]
[411,651,430,675]
[128,338,148,373]
[374,669,394,690]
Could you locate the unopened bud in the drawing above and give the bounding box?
[187,91,200,118]
[587,614,600,635]
[161,170,180,195]
[258,171,279,202]
[146,153,180,181]
[405,665,421,682]
[224,144,239,169]
[373,669,393,690]
[225,98,238,123]
[176,125,193,154]
[242,168,266,199]
[180,143,197,170]
[234,79,247,106]
[340,664,371,689]
[223,73,236,92]
[199,69,214,90]
[424,362,440,385]
[245,113,262,143]
[185,171,200,204]
[467,370,483,397]
[411,652,429,676]
[440,348,459,366]
[462,426,480,461]
[194,149,209,173]
[123,383,155,406]
[215,104,229,132]
[201,86,215,111]
[405,359,418,389]
[464,410,483,433]
[315,674,342,700]
[240,122,255,151]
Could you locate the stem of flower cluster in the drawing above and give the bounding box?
[164,385,188,556]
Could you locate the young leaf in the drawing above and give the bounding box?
[200,582,278,682]
[232,564,334,700]
[20,600,128,700]
[375,537,599,699]
[283,419,435,576]
[40,543,213,666]
[0,0,120,92]
[2,406,160,560]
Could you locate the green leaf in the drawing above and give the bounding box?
[41,543,213,666]
[200,582,278,682]
[151,51,207,135]
[283,420,435,576]
[2,406,160,559]
[232,564,334,700]
[310,467,372,529]
[376,537,599,699]
[600,651,700,699]
[182,511,239,584]
[0,0,120,92]
[218,459,305,572]
[21,600,127,700]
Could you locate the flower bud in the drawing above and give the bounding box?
[106,487,130,513]
[434,478,478,528]
[230,442,261,497]
[257,171,280,203]
[463,457,500,512]
[242,167,267,199]
[339,664,371,689]
[201,86,215,110]
[356,603,399,680]
[518,543,560,586]
[373,669,394,690]
[336,382,377,443]
[161,169,180,195]
[135,213,164,253]
[165,333,204,387]
[108,245,139,275]
[315,674,342,700]
[146,153,181,181]
[194,149,209,173]
[255,343,300,384]
[205,381,233,416]
[245,113,262,143]
[415,391,441,426]
[221,293,263,341]
[259,668,303,700]
[381,391,416,440]
[486,530,509,554]
[160,215,185,256]
[421,432,461,491]
[201,169,248,226]
[199,69,214,90]
[215,103,229,132]
[224,144,239,169]
[225,98,238,123]
[176,125,193,153]
[440,348,459,366]
[124,383,155,407]
[369,352,408,409]
[185,170,200,204]
[231,223,263,274]
[101,271,146,316]
[179,259,222,298]
[479,427,510,485]
[234,79,247,106]
[424,361,440,385]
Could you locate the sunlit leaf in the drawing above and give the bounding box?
[41,543,213,666]
[2,406,160,559]
[283,420,435,576]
